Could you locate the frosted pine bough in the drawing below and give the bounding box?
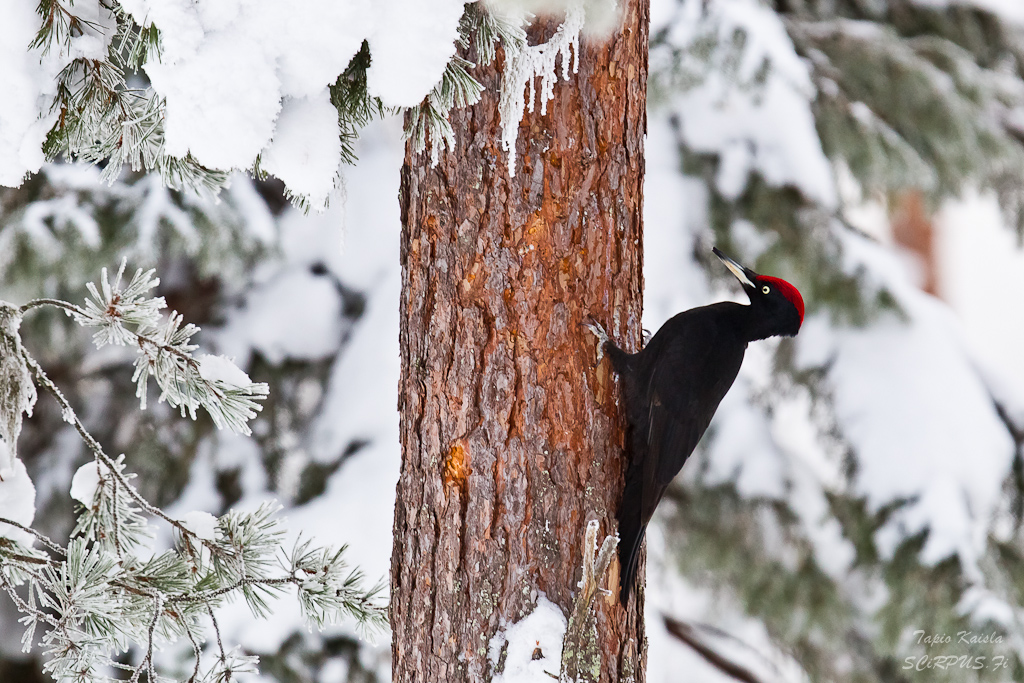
[0,263,385,683]
[67,260,270,435]
[4,0,616,208]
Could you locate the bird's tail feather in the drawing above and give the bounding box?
[617,473,646,603]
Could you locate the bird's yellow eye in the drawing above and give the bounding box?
[762,285,770,294]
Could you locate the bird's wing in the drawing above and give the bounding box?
[617,313,745,600]
[641,384,709,516]
[618,390,703,600]
[642,316,736,478]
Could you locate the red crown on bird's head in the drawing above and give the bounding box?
[758,276,804,324]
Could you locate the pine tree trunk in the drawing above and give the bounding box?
[391,3,648,681]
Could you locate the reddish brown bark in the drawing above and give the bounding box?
[891,190,939,296]
[391,3,649,681]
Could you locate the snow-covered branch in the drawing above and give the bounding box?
[5,0,618,207]
[0,262,385,683]
[50,259,270,436]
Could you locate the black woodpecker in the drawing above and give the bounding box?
[586,247,804,602]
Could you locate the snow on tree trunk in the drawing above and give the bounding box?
[391,3,649,681]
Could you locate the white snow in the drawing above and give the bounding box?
[498,2,583,175]
[645,567,812,683]
[226,173,278,246]
[14,194,105,266]
[641,114,714,327]
[260,92,342,210]
[146,32,283,169]
[969,0,1024,23]
[126,0,470,196]
[295,268,401,584]
[118,0,205,64]
[0,440,11,482]
[641,0,1022,624]
[700,376,787,500]
[796,232,1015,574]
[61,405,77,425]
[0,457,36,547]
[179,510,218,542]
[365,0,468,107]
[120,0,375,100]
[274,205,347,278]
[2,0,476,202]
[958,585,1017,629]
[0,1,53,187]
[319,658,350,683]
[488,596,567,683]
[271,0,373,99]
[935,191,1024,427]
[658,0,837,208]
[5,1,1016,678]
[0,0,115,187]
[179,120,404,667]
[639,5,1024,668]
[70,460,110,507]
[310,276,400,467]
[130,175,202,260]
[220,268,345,366]
[198,354,253,390]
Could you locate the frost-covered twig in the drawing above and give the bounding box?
[206,599,226,662]
[16,270,264,548]
[28,260,270,436]
[0,263,386,683]
[1,572,57,627]
[18,298,87,316]
[1,365,384,680]
[0,516,64,556]
[183,617,203,683]
[129,593,162,683]
[21,347,185,538]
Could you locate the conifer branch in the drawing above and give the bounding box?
[0,262,386,682]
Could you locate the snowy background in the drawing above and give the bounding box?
[5,0,1024,681]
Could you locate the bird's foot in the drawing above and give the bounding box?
[583,317,610,363]
[641,327,652,347]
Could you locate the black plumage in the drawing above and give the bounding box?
[588,248,804,602]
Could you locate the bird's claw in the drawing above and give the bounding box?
[583,317,610,364]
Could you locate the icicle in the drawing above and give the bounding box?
[498,1,587,177]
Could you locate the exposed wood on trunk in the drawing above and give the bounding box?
[391,2,649,681]
[891,190,939,296]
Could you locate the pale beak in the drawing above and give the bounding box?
[712,247,756,288]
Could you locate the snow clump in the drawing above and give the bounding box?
[0,456,36,547]
[179,510,218,541]
[123,0,467,205]
[488,595,567,682]
[70,460,111,507]
[198,354,253,389]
